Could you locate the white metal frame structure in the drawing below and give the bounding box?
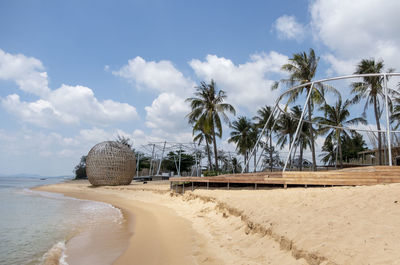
[136,141,241,177]
[243,73,400,173]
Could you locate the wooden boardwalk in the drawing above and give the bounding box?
[169,166,400,189]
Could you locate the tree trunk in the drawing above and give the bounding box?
[338,129,343,168]
[211,124,219,172]
[299,140,304,171]
[244,152,248,173]
[288,134,293,169]
[205,141,213,171]
[373,96,383,165]
[307,88,317,171]
[269,133,273,172]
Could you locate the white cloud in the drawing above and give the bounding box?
[1,94,74,127]
[144,92,193,143]
[189,52,288,112]
[145,92,190,131]
[113,56,195,94]
[0,50,138,128]
[311,0,400,72]
[322,54,358,76]
[273,15,306,41]
[1,85,138,127]
[47,84,138,126]
[0,49,50,96]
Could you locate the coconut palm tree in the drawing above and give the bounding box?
[276,112,296,149]
[351,59,394,165]
[253,105,276,171]
[291,105,312,171]
[273,48,337,170]
[249,123,260,172]
[276,111,297,168]
[316,98,366,168]
[231,157,242,173]
[193,127,213,170]
[186,80,236,171]
[228,116,253,172]
[320,137,336,166]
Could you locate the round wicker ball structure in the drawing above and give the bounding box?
[86,141,136,186]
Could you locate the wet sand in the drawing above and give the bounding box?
[36,182,201,265]
[36,180,400,265]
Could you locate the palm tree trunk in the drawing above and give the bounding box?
[205,141,213,171]
[338,130,343,168]
[307,88,317,171]
[243,152,248,173]
[373,96,383,165]
[211,124,219,172]
[288,134,293,169]
[269,133,273,172]
[299,141,304,171]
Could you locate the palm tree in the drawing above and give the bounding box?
[228,116,253,172]
[193,127,213,170]
[316,98,366,168]
[351,59,394,165]
[253,105,276,171]
[231,157,242,173]
[249,123,261,172]
[276,111,296,168]
[186,80,236,171]
[291,105,311,171]
[273,48,336,170]
[320,137,336,166]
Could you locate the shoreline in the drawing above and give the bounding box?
[34,181,201,265]
[35,179,400,265]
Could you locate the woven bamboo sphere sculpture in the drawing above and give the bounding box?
[86,141,136,186]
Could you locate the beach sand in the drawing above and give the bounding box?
[36,180,400,265]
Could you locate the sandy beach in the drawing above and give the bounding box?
[36,180,400,265]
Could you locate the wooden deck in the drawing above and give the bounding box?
[169,166,400,189]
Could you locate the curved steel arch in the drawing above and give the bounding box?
[243,72,400,173]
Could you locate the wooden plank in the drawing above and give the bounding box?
[169,166,400,187]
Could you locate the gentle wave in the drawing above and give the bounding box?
[40,241,68,265]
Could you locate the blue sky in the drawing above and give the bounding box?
[1,0,399,175]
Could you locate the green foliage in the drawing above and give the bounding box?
[186,79,236,170]
[228,116,253,156]
[351,58,395,165]
[203,170,219,177]
[136,152,150,170]
[276,48,339,171]
[320,137,336,166]
[320,131,367,166]
[74,156,87,179]
[162,150,196,173]
[228,116,254,172]
[316,98,366,167]
[341,132,367,161]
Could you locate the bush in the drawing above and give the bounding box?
[74,156,87,179]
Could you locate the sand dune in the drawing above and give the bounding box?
[36,180,400,265]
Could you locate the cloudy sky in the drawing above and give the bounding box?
[1,0,400,176]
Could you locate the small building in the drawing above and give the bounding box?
[356,146,400,165]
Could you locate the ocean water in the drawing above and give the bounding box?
[0,176,127,265]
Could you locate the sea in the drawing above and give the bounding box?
[0,175,128,265]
